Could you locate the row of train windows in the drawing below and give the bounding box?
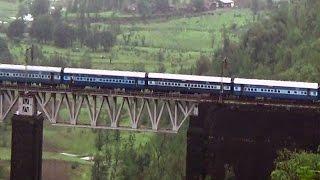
[244,87,308,95]
[155,81,220,89]
[74,77,135,84]
[0,72,58,79]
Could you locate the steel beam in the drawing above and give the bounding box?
[1,84,319,133]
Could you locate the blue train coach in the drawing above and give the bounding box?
[0,64,62,85]
[63,68,146,89]
[147,72,232,94]
[233,78,319,101]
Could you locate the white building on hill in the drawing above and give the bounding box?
[217,0,235,8]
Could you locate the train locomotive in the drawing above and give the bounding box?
[0,64,319,101]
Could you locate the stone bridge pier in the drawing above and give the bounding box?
[186,103,320,180]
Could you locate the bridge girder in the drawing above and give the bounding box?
[0,89,198,133]
[2,85,320,133]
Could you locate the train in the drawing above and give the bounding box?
[0,64,319,101]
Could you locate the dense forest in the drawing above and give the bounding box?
[212,0,320,82]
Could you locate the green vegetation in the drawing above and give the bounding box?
[212,1,320,82]
[272,149,320,180]
[0,1,18,22]
[6,9,252,73]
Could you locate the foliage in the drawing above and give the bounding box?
[47,53,70,67]
[195,55,211,75]
[137,0,152,17]
[7,19,25,40]
[30,0,50,17]
[92,125,188,179]
[153,0,170,13]
[30,15,54,42]
[271,149,320,180]
[192,0,204,12]
[99,31,116,52]
[85,31,100,51]
[0,37,13,63]
[53,23,75,48]
[213,0,320,82]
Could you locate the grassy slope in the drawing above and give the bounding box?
[0,0,18,22]
[9,9,252,73]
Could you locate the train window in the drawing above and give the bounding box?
[288,91,290,94]
[294,91,297,94]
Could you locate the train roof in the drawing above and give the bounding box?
[148,73,232,83]
[64,68,146,78]
[234,78,319,89]
[0,64,61,72]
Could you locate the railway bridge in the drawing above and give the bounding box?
[1,84,320,179]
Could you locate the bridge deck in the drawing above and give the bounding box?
[1,84,320,133]
[1,84,320,110]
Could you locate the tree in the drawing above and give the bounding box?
[153,0,170,13]
[251,0,259,15]
[85,31,100,51]
[192,0,204,12]
[100,31,116,52]
[195,55,211,75]
[6,19,26,40]
[30,0,50,17]
[53,23,74,48]
[17,3,28,18]
[25,45,47,65]
[272,150,320,180]
[51,5,62,22]
[0,37,13,64]
[137,0,151,17]
[30,15,53,42]
[267,0,273,9]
